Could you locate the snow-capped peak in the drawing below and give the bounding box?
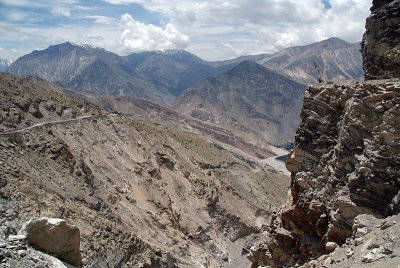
[65,41,104,51]
[0,59,13,66]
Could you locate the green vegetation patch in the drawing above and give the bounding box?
[234,153,257,169]
[6,135,23,145]
[212,143,226,151]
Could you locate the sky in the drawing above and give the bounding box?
[0,0,372,61]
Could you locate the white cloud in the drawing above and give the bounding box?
[51,6,71,17]
[1,0,372,60]
[0,18,123,59]
[105,0,372,60]
[0,0,41,7]
[120,13,189,52]
[85,15,119,25]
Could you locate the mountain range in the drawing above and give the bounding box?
[6,37,364,146]
[7,38,362,104]
[7,43,232,105]
[1,1,399,267]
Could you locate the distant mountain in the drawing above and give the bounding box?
[0,59,12,72]
[173,60,306,146]
[210,53,271,68]
[7,42,175,104]
[259,37,363,85]
[125,49,219,95]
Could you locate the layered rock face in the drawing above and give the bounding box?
[249,79,400,267]
[362,0,400,80]
[248,1,400,266]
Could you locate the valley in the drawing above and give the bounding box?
[0,73,290,267]
[1,1,399,266]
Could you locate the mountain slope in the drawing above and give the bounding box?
[173,60,306,147]
[0,73,103,132]
[0,73,290,267]
[65,92,276,158]
[260,37,363,85]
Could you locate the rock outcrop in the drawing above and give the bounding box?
[362,0,400,80]
[248,1,400,266]
[248,78,400,267]
[18,217,82,266]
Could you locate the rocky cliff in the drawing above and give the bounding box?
[248,79,400,267]
[362,0,400,80]
[248,1,400,267]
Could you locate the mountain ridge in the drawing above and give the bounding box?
[260,37,364,85]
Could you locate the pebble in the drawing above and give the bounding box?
[34,260,49,268]
[325,241,339,252]
[8,235,26,242]
[30,255,41,263]
[17,249,27,257]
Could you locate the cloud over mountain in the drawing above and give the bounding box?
[107,0,371,60]
[120,13,189,53]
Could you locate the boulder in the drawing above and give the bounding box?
[325,242,339,252]
[18,217,82,266]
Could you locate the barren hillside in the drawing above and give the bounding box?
[0,73,290,267]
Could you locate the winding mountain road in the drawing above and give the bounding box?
[0,115,103,136]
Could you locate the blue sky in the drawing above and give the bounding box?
[0,0,372,61]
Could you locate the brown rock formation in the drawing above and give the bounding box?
[249,79,400,267]
[362,0,400,80]
[248,1,400,266]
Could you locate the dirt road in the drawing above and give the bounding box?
[0,115,99,136]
